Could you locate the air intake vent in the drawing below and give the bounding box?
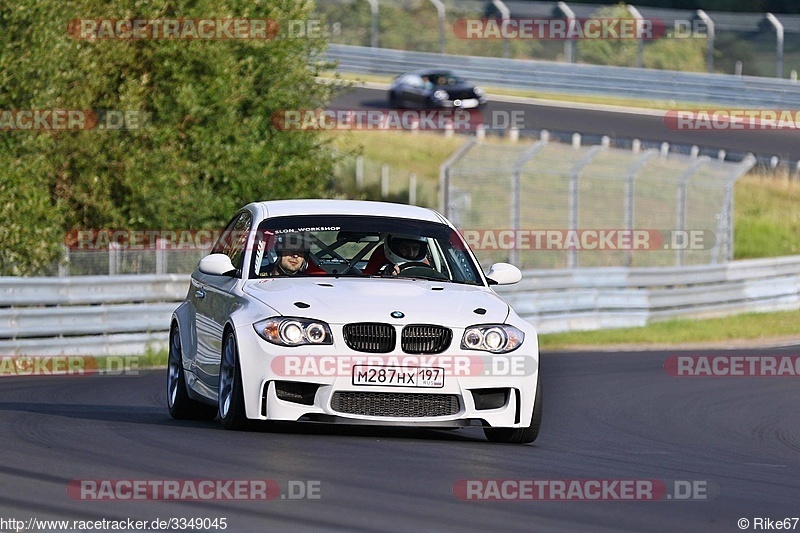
[331,392,460,417]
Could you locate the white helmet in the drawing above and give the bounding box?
[384,234,428,265]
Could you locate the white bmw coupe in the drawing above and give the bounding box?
[168,199,541,443]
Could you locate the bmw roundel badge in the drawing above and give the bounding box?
[391,311,405,319]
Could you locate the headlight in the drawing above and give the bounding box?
[461,324,524,353]
[473,87,484,97]
[254,317,333,346]
[433,90,449,101]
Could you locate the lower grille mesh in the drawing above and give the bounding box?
[331,392,460,417]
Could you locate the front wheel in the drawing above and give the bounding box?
[218,330,249,430]
[388,90,403,108]
[167,325,217,421]
[484,374,542,444]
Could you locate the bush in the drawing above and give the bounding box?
[0,0,340,275]
[576,3,707,72]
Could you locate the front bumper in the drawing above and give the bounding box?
[235,325,538,429]
[434,97,487,109]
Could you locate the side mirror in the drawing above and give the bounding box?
[198,254,237,276]
[486,262,522,285]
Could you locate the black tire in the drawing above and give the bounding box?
[484,374,542,444]
[218,330,250,430]
[167,325,218,421]
[388,90,402,108]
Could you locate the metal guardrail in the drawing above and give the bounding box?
[496,255,800,333]
[327,44,800,107]
[0,275,189,356]
[1,257,799,354]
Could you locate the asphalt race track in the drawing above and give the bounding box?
[330,86,800,163]
[1,347,799,532]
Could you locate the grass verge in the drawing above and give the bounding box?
[734,173,800,258]
[538,309,800,351]
[139,347,168,368]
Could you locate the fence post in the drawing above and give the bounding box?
[510,140,549,267]
[627,5,644,68]
[409,173,417,205]
[567,146,604,268]
[59,244,69,277]
[675,157,711,266]
[696,10,715,73]
[356,155,364,188]
[381,164,389,197]
[429,0,446,54]
[557,2,576,63]
[439,138,476,216]
[109,241,120,276]
[624,150,658,266]
[156,238,167,274]
[492,0,510,59]
[765,13,784,78]
[367,0,379,48]
[714,154,756,262]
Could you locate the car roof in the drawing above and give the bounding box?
[404,69,458,77]
[246,199,448,225]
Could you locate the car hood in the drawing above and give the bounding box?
[435,82,478,96]
[243,277,510,327]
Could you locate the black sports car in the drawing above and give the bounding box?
[388,70,487,109]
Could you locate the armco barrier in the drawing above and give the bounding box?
[0,275,189,357]
[1,257,799,355]
[495,255,800,333]
[326,44,800,107]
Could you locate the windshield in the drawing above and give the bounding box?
[427,72,465,86]
[249,215,483,285]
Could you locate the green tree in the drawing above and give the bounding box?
[0,0,339,275]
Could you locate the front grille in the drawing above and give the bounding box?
[331,392,460,417]
[451,90,477,100]
[343,323,395,353]
[401,325,452,354]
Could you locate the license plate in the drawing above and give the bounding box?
[352,365,444,388]
[458,99,479,109]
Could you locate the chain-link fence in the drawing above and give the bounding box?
[442,136,755,269]
[58,245,211,277]
[47,135,754,276]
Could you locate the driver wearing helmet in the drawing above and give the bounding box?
[269,232,312,276]
[382,233,429,275]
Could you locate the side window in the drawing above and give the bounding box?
[409,75,424,89]
[212,211,252,274]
